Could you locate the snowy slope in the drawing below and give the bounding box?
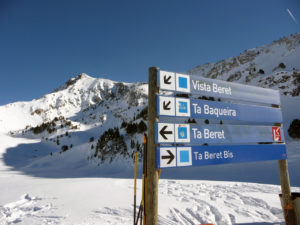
[0,73,149,178]
[1,129,300,225]
[1,132,300,225]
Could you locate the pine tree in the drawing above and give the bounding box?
[137,120,147,133]
[288,119,300,138]
[130,139,135,149]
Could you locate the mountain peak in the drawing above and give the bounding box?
[77,73,93,80]
[53,73,95,93]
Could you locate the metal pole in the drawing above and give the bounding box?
[135,203,143,225]
[143,134,147,225]
[278,159,296,225]
[146,67,159,225]
[141,174,145,225]
[134,152,138,225]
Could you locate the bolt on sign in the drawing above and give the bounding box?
[155,70,286,168]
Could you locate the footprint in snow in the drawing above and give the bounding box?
[0,194,63,225]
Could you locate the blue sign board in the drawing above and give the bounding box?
[155,123,284,144]
[156,144,287,168]
[156,69,286,168]
[157,96,283,123]
[158,70,280,105]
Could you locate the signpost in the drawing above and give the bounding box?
[156,123,284,144]
[158,70,281,104]
[157,96,283,123]
[146,67,159,225]
[156,144,287,168]
[146,68,292,225]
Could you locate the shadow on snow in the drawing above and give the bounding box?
[2,134,300,188]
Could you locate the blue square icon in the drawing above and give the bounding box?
[178,101,188,113]
[178,127,187,139]
[178,77,188,89]
[180,150,189,163]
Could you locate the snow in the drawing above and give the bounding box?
[1,133,299,225]
[1,146,299,225]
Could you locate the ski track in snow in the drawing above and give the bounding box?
[69,180,288,225]
[0,164,296,225]
[80,207,133,225]
[157,180,285,225]
[0,194,64,225]
[0,180,287,225]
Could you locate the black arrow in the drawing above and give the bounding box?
[163,101,171,110]
[162,150,175,164]
[163,75,171,85]
[160,125,173,140]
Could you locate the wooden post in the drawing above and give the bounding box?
[146,67,159,225]
[278,159,296,225]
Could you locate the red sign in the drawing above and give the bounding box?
[272,127,282,141]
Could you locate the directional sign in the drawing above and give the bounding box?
[162,150,175,164]
[156,144,287,168]
[155,69,286,169]
[159,70,175,91]
[158,96,175,116]
[157,123,174,143]
[159,147,176,168]
[157,96,283,123]
[156,123,285,144]
[158,70,280,105]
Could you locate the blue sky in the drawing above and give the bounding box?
[0,0,299,105]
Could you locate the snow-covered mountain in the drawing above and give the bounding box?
[188,33,300,97]
[0,74,150,177]
[0,33,299,180]
[0,73,148,133]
